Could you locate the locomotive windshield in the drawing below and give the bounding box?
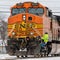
[12,8,26,15]
[12,8,44,16]
[28,8,44,15]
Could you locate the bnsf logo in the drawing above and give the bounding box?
[20,23,43,31]
[20,22,43,29]
[20,23,35,28]
[8,22,43,31]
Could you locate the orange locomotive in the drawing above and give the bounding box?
[8,2,52,39]
[7,2,59,57]
[8,2,44,38]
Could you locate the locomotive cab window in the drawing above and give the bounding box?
[28,8,44,16]
[12,8,26,15]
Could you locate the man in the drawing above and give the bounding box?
[41,32,52,55]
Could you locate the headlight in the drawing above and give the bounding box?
[12,32,15,35]
[23,15,26,20]
[30,32,34,35]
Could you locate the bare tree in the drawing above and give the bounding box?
[0,14,7,53]
[0,14,7,40]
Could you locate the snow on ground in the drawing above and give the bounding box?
[0,54,60,60]
[17,57,60,60]
[0,54,16,59]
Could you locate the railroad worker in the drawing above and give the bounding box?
[41,33,52,55]
[41,32,49,44]
[40,33,49,55]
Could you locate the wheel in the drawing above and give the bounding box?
[17,55,19,58]
[25,55,27,58]
[40,54,43,57]
[21,55,24,58]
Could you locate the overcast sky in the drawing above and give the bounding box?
[0,0,60,21]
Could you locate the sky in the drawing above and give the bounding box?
[0,0,60,22]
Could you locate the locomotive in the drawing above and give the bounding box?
[6,2,59,58]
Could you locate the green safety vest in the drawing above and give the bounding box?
[41,34,49,43]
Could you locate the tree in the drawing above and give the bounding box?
[0,15,7,40]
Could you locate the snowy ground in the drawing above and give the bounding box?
[0,54,60,60]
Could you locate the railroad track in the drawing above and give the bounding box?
[0,54,60,60]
